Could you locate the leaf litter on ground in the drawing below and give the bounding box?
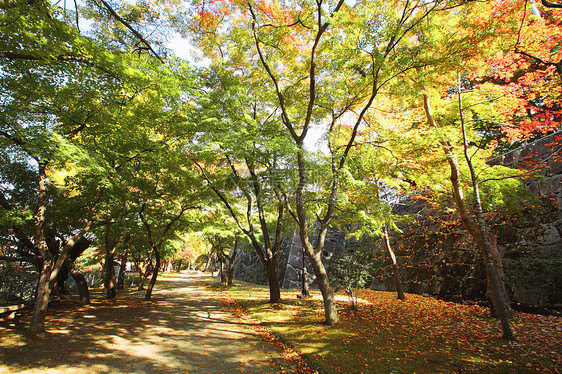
[209,279,562,374]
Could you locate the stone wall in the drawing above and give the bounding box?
[372,131,562,309]
[230,236,291,286]
[281,227,346,289]
[231,227,347,290]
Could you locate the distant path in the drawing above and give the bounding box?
[0,272,302,374]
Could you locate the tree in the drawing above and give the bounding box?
[331,251,371,310]
[0,0,129,334]
[472,0,562,148]
[1,0,203,333]
[193,68,293,303]
[456,80,515,339]
[186,0,483,325]
[333,120,411,300]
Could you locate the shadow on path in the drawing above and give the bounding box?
[0,272,301,374]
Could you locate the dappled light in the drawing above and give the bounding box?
[0,273,307,373]
[218,279,562,373]
[1,0,561,372]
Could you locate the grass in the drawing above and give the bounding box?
[206,279,562,374]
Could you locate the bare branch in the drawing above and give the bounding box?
[96,0,164,63]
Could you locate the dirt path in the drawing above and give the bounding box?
[0,272,304,374]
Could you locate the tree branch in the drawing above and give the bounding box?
[541,0,562,8]
[96,0,164,63]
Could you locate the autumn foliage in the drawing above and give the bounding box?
[219,280,562,374]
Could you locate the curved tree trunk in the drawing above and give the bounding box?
[28,164,99,335]
[422,92,514,319]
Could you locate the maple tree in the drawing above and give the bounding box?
[184,0,494,326]
[193,67,293,302]
[475,0,562,146]
[0,0,129,334]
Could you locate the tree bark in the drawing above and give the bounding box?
[227,238,239,286]
[422,92,514,319]
[458,86,515,339]
[117,247,128,290]
[305,248,339,325]
[144,249,160,301]
[218,251,227,284]
[382,224,405,300]
[29,164,98,335]
[104,251,117,299]
[103,222,119,300]
[204,252,213,273]
[28,258,54,335]
[69,265,90,305]
[265,259,281,303]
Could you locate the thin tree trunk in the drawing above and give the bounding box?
[103,223,118,299]
[204,252,213,273]
[422,92,514,319]
[138,266,145,291]
[117,247,128,290]
[227,238,239,286]
[265,259,281,303]
[219,251,227,284]
[382,224,405,300]
[144,249,160,301]
[28,162,51,335]
[458,85,515,340]
[133,257,146,291]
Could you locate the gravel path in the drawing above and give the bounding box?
[0,272,303,373]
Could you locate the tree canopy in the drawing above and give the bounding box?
[0,0,560,337]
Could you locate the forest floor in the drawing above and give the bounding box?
[1,273,560,373]
[0,271,311,374]
[212,279,562,374]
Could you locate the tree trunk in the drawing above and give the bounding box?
[457,86,515,339]
[218,251,227,284]
[117,247,128,290]
[307,250,339,325]
[265,259,281,303]
[382,224,405,300]
[227,239,239,286]
[29,162,51,335]
[204,252,213,273]
[144,249,160,301]
[135,260,146,291]
[28,259,54,336]
[422,92,514,319]
[104,251,116,299]
[69,266,90,305]
[28,164,99,335]
[117,235,130,290]
[103,224,118,299]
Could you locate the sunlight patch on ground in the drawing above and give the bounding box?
[96,334,185,371]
